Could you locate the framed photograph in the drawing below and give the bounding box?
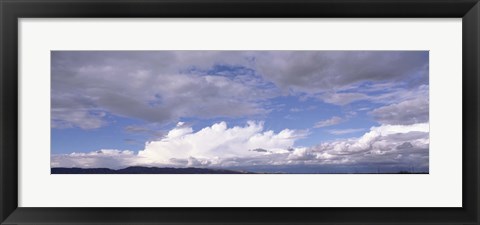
[1,0,479,224]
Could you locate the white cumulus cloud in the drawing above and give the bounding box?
[137,121,307,165]
[52,121,309,168]
[52,122,429,172]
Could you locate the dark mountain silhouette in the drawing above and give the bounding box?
[51,166,254,174]
[51,166,428,174]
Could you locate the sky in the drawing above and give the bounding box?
[51,51,429,173]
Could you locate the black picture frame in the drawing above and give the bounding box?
[1,0,479,224]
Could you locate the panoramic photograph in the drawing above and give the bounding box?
[51,51,429,174]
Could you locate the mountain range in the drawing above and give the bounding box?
[51,166,253,174]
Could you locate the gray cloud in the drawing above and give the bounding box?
[255,51,428,93]
[370,96,429,125]
[396,142,414,150]
[52,51,428,130]
[123,125,166,138]
[320,92,369,105]
[51,51,275,129]
[250,148,268,153]
[328,128,365,135]
[314,116,343,128]
[52,109,106,129]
